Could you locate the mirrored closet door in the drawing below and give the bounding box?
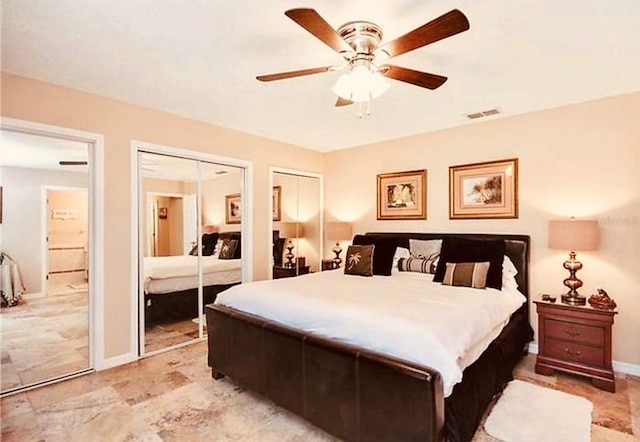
[1,129,92,395]
[271,170,322,279]
[139,151,244,355]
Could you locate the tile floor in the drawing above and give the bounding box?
[1,291,89,392]
[1,340,638,441]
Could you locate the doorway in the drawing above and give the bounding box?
[0,119,103,396]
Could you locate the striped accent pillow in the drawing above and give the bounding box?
[397,254,439,274]
[442,262,490,289]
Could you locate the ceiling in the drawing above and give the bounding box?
[2,1,640,152]
[0,130,239,181]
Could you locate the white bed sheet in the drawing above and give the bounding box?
[215,270,526,397]
[144,255,241,294]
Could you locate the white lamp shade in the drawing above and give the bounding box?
[279,222,304,239]
[326,222,352,241]
[332,66,390,103]
[548,219,599,251]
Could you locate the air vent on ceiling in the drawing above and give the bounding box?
[465,108,501,120]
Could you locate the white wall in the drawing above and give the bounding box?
[1,166,88,293]
[324,92,640,366]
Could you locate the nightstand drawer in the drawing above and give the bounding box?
[546,338,604,367]
[545,319,604,346]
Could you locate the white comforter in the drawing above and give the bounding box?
[144,255,240,280]
[216,270,526,397]
[144,255,241,294]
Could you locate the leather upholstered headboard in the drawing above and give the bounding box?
[363,232,531,314]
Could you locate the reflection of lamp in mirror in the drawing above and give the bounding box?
[280,222,305,268]
[202,224,219,234]
[327,222,353,268]
[548,217,599,305]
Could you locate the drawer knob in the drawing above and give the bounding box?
[565,329,581,337]
[564,348,582,358]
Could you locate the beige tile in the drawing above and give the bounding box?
[34,386,126,440]
[26,371,109,410]
[591,423,640,441]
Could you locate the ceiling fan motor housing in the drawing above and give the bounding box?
[337,21,383,57]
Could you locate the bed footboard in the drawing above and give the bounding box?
[206,304,445,442]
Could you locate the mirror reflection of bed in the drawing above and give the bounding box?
[139,152,247,354]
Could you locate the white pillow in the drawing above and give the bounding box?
[392,247,411,274]
[409,239,442,259]
[212,239,224,258]
[502,256,519,289]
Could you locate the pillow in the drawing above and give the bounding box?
[212,239,224,258]
[397,256,438,274]
[442,262,490,289]
[409,239,442,259]
[502,256,519,290]
[433,237,505,290]
[392,247,411,274]
[344,245,374,277]
[202,233,219,256]
[218,239,238,259]
[352,235,397,276]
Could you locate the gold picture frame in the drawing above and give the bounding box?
[272,186,282,222]
[225,193,241,224]
[449,158,518,219]
[376,170,427,220]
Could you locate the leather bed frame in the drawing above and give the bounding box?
[206,233,533,442]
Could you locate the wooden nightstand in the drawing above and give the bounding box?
[534,297,617,392]
[273,265,310,279]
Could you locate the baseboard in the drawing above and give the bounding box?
[528,342,640,376]
[99,352,137,370]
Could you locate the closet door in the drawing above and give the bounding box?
[1,129,92,394]
[272,171,322,276]
[140,152,199,353]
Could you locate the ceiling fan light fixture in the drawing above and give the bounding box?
[332,65,389,103]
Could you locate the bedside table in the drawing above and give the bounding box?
[534,298,617,392]
[273,265,310,279]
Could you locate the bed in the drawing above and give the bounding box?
[206,233,533,442]
[144,231,243,326]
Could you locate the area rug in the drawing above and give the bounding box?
[484,380,592,442]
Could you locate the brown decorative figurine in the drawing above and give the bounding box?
[588,288,617,310]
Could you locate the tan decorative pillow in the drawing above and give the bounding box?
[344,245,374,277]
[442,262,490,289]
[218,239,238,260]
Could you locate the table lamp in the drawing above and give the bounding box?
[280,222,304,268]
[548,217,599,305]
[326,222,353,268]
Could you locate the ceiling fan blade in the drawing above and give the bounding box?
[378,9,469,59]
[335,97,353,107]
[383,65,448,90]
[59,161,88,166]
[285,8,353,54]
[257,66,333,82]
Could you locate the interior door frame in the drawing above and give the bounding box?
[268,166,324,278]
[131,140,253,358]
[0,117,105,381]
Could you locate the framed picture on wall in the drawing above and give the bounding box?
[449,158,518,219]
[158,207,168,219]
[273,186,282,222]
[225,193,241,224]
[376,169,427,220]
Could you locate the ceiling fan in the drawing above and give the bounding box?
[257,8,470,108]
[59,161,87,166]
